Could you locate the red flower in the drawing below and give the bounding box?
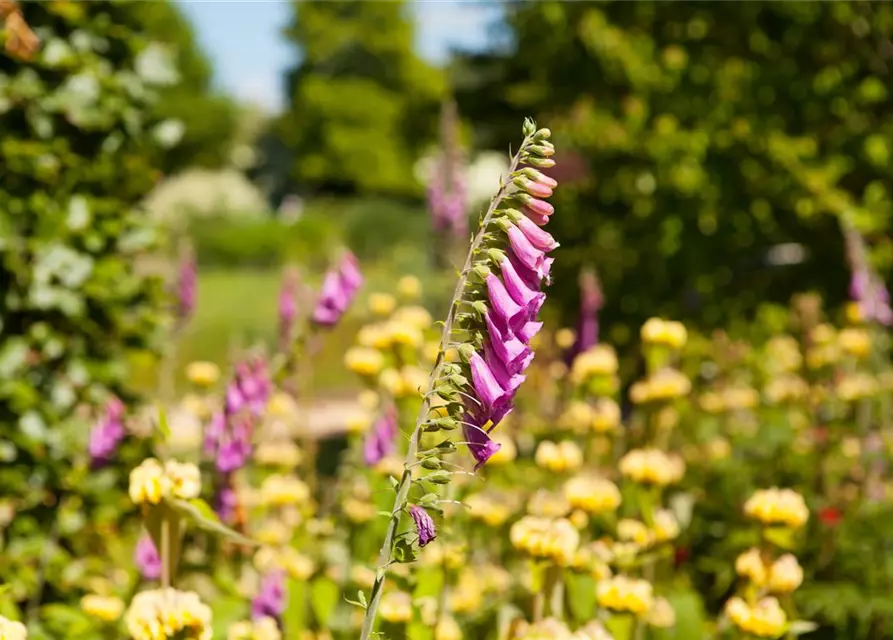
[674,546,691,566]
[818,506,843,527]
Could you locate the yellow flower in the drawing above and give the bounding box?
[374,455,405,479]
[466,493,513,527]
[255,441,302,469]
[723,386,760,411]
[392,305,433,331]
[266,392,297,418]
[368,292,397,317]
[591,398,621,433]
[705,437,731,461]
[260,475,310,508]
[434,616,462,640]
[527,490,572,518]
[571,345,618,383]
[125,588,212,640]
[725,596,787,638]
[0,616,27,640]
[836,373,879,401]
[227,617,281,640]
[596,575,654,616]
[641,318,687,349]
[619,449,685,486]
[535,441,584,473]
[652,509,679,543]
[488,432,517,465]
[128,458,169,505]
[845,301,863,325]
[255,521,291,546]
[744,488,809,529]
[515,618,573,639]
[764,336,802,374]
[839,328,871,358]
[162,461,201,500]
[345,411,373,435]
[510,517,579,565]
[563,476,621,515]
[344,347,384,377]
[379,591,413,623]
[397,275,422,300]
[423,341,440,363]
[763,375,809,404]
[558,401,595,433]
[379,368,403,396]
[769,554,803,593]
[573,621,614,640]
[646,596,676,628]
[630,368,691,403]
[357,324,389,349]
[617,519,653,547]
[698,391,725,414]
[555,328,577,349]
[549,361,569,380]
[449,572,483,615]
[735,548,767,586]
[185,361,220,387]
[400,365,428,397]
[350,565,376,589]
[357,389,380,411]
[81,595,125,622]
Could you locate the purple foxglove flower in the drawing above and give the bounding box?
[278,269,298,349]
[515,176,553,199]
[519,320,544,344]
[501,256,543,310]
[88,397,126,467]
[215,483,239,524]
[486,274,527,332]
[340,252,364,294]
[176,249,197,321]
[462,418,502,470]
[312,254,363,328]
[469,350,510,414]
[518,194,554,218]
[225,381,246,416]
[507,225,546,273]
[850,270,869,302]
[484,312,530,374]
[409,505,437,547]
[363,407,398,466]
[523,209,551,226]
[134,534,161,580]
[204,411,225,457]
[577,268,603,350]
[252,570,287,622]
[484,342,526,393]
[515,216,559,252]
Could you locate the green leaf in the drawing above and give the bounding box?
[156,405,171,440]
[284,578,307,636]
[763,526,797,550]
[169,498,258,546]
[605,614,636,640]
[310,577,340,627]
[788,620,819,636]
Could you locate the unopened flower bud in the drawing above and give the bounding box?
[526,156,556,169]
[426,470,452,485]
[522,168,559,188]
[528,143,555,157]
[533,128,552,141]
[514,176,553,198]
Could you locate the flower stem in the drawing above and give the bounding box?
[161,517,171,589]
[358,134,533,640]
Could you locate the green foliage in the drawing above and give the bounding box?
[456,1,893,341]
[279,0,445,196]
[0,0,172,622]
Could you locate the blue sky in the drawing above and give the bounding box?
[176,1,505,112]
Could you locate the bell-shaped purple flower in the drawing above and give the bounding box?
[252,570,287,622]
[519,320,544,344]
[486,274,527,332]
[88,397,126,467]
[514,216,559,252]
[363,406,399,466]
[462,417,502,471]
[469,350,510,414]
[507,225,546,274]
[409,505,437,547]
[134,534,161,580]
[484,342,526,393]
[501,257,545,312]
[484,312,530,374]
[312,253,363,328]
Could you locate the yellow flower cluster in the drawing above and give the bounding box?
[563,476,621,515]
[379,366,428,398]
[227,617,281,640]
[744,488,809,529]
[735,548,767,585]
[344,347,385,377]
[698,386,760,414]
[185,361,220,388]
[259,474,310,508]
[129,459,201,506]
[513,618,613,640]
[570,345,618,383]
[641,318,687,349]
[646,597,676,628]
[510,516,580,565]
[434,616,462,640]
[465,493,514,527]
[254,546,314,581]
[368,292,397,317]
[558,399,621,434]
[838,327,871,358]
[0,616,27,640]
[763,375,809,405]
[392,305,433,330]
[254,441,302,469]
[836,372,879,402]
[555,328,577,350]
[81,594,125,622]
[768,554,804,593]
[764,336,802,374]
[125,588,212,640]
[629,368,691,403]
[535,440,584,473]
[619,449,685,486]
[725,596,787,638]
[397,275,422,300]
[379,591,413,623]
[595,575,654,616]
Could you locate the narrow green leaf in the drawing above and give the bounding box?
[169,498,257,546]
[310,578,340,627]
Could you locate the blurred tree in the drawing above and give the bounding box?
[130,2,239,174]
[278,0,445,197]
[456,1,893,343]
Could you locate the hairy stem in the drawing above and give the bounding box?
[358,135,532,640]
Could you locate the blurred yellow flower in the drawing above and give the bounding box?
[646,596,676,628]
[397,275,422,300]
[80,594,124,622]
[630,368,691,403]
[400,365,428,397]
[379,368,403,396]
[571,345,618,383]
[254,546,314,581]
[744,488,809,529]
[591,398,621,433]
[227,617,281,640]
[596,575,654,616]
[836,372,879,401]
[488,432,517,465]
[368,292,397,317]
[558,401,594,433]
[768,554,803,593]
[344,347,384,377]
[466,493,513,527]
[386,321,424,348]
[125,588,212,640]
[379,591,413,623]
[129,458,168,505]
[0,616,27,640]
[255,441,302,468]
[652,509,680,542]
[357,324,390,349]
[563,476,621,515]
[434,616,462,640]
[510,516,580,566]
[617,519,653,547]
[260,475,310,508]
[763,375,809,404]
[735,548,767,586]
[343,497,376,524]
[349,565,376,589]
[839,328,871,358]
[267,392,297,418]
[527,490,572,518]
[555,328,577,349]
[641,318,687,350]
[186,361,220,387]
[392,306,433,331]
[845,301,863,325]
[423,341,440,363]
[535,440,584,473]
[345,411,373,435]
[619,449,685,486]
[725,596,786,638]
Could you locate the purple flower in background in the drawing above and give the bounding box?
[428,100,468,238]
[176,246,197,322]
[363,406,399,466]
[845,226,893,326]
[134,534,161,580]
[409,505,437,547]
[215,482,239,525]
[88,397,126,467]
[252,571,287,622]
[312,252,364,328]
[279,267,299,351]
[577,267,603,353]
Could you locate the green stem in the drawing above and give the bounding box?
[358,134,533,640]
[161,517,171,589]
